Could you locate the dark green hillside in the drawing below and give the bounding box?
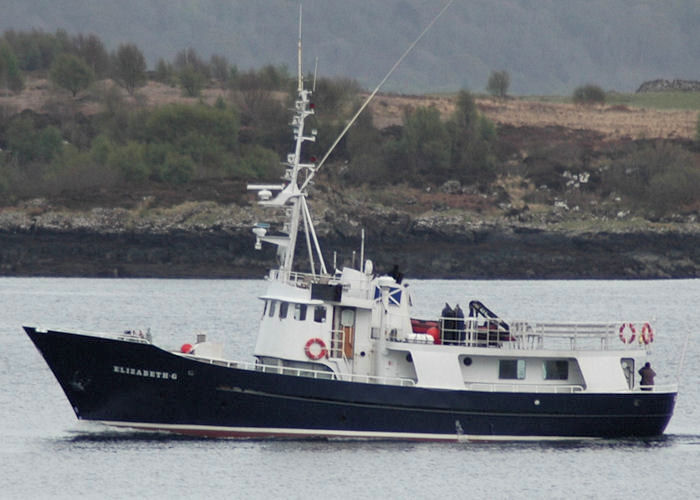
[1,0,699,94]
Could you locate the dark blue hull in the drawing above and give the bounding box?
[24,327,676,440]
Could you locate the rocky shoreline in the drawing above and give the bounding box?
[1,201,698,279]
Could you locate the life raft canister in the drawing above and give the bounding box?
[618,323,636,344]
[304,338,328,360]
[639,322,654,344]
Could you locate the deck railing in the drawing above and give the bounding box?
[178,353,416,387]
[408,317,655,351]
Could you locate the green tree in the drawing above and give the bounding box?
[448,90,496,185]
[49,53,94,97]
[112,43,147,95]
[210,54,230,83]
[154,58,175,85]
[487,70,510,98]
[0,41,24,92]
[178,64,205,97]
[396,106,450,183]
[6,115,63,164]
[72,33,110,78]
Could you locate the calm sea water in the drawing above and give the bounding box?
[2,278,699,499]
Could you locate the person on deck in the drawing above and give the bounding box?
[638,362,656,390]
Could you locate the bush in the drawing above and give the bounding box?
[235,145,284,180]
[161,152,195,184]
[573,84,606,105]
[605,142,699,214]
[107,141,148,181]
[145,103,238,153]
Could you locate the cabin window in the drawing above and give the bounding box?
[499,359,526,380]
[314,306,326,323]
[268,301,276,317]
[543,360,569,380]
[279,302,289,319]
[294,303,307,321]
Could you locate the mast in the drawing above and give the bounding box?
[248,5,324,282]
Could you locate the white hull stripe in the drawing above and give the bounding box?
[97,420,596,442]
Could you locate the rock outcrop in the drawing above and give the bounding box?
[636,79,700,93]
[1,201,698,279]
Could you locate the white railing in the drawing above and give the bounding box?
[406,317,655,351]
[508,321,654,351]
[177,353,416,387]
[466,382,585,393]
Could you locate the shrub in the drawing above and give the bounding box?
[605,142,699,214]
[161,152,195,184]
[573,84,606,105]
[107,141,148,181]
[235,145,284,180]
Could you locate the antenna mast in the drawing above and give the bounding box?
[297,3,303,92]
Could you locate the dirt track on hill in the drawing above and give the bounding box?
[1,79,696,141]
[368,94,698,140]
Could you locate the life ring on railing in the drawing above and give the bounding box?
[304,338,328,360]
[619,323,636,344]
[640,322,654,344]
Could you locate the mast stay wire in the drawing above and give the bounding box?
[299,0,455,192]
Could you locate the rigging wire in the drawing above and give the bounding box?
[299,0,455,192]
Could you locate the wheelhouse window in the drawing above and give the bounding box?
[499,359,526,380]
[279,302,289,319]
[314,306,326,323]
[543,360,569,380]
[268,301,276,317]
[294,303,307,321]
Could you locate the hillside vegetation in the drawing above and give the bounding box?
[1,0,700,94]
[0,28,699,228]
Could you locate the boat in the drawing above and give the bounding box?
[24,7,677,441]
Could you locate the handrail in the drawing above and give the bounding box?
[406,317,656,351]
[177,353,416,387]
[466,382,585,393]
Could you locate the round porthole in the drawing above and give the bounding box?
[462,357,472,366]
[360,351,366,357]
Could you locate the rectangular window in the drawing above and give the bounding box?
[543,360,569,380]
[294,303,307,321]
[499,359,526,380]
[279,302,289,319]
[314,306,326,323]
[268,301,276,318]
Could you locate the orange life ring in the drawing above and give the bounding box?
[304,338,328,360]
[640,322,654,344]
[619,323,636,344]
